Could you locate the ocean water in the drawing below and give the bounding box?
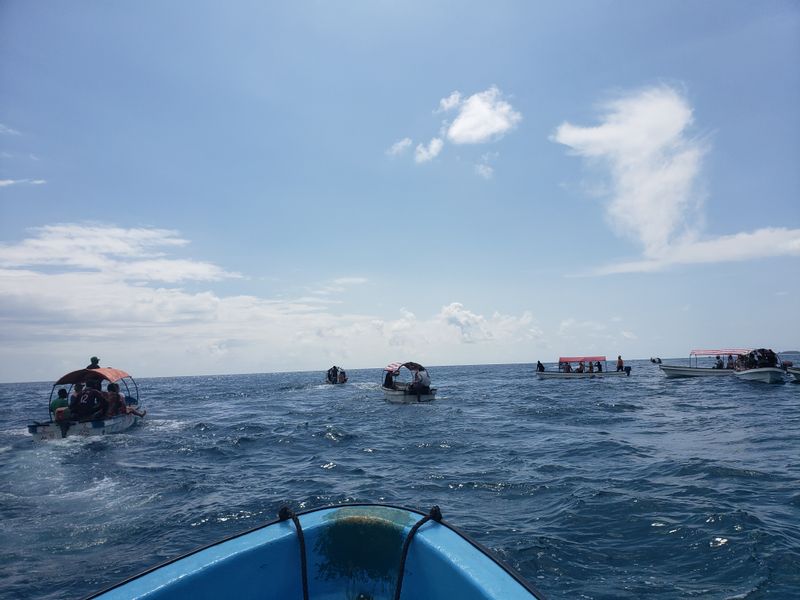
[1,361,799,599]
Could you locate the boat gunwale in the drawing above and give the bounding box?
[84,502,546,599]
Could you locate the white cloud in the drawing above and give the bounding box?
[0,224,238,283]
[414,137,443,163]
[552,85,800,273]
[0,178,47,188]
[437,91,462,112]
[0,123,21,135]
[446,86,522,144]
[475,163,494,179]
[386,137,412,157]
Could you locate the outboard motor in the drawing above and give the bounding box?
[624,366,632,376]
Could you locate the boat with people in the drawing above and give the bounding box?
[536,355,631,379]
[325,365,348,384]
[381,361,436,402]
[659,348,747,378]
[734,348,787,384]
[87,503,544,599]
[27,367,145,441]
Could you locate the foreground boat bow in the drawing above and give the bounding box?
[89,504,544,599]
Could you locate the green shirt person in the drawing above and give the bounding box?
[50,388,70,416]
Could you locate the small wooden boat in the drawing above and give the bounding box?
[381,361,436,403]
[88,504,545,599]
[27,367,145,441]
[659,348,747,378]
[536,355,630,379]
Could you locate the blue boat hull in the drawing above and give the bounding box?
[90,504,543,599]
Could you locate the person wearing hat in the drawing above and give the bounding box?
[86,356,101,369]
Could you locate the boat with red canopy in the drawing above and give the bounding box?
[536,356,631,379]
[27,367,145,441]
[659,348,748,378]
[381,361,437,402]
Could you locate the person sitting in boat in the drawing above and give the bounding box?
[50,388,70,417]
[588,361,594,373]
[337,369,347,383]
[575,361,585,373]
[105,382,146,418]
[536,361,545,372]
[70,380,108,421]
[726,354,735,369]
[616,356,624,372]
[408,367,431,394]
[563,362,572,373]
[383,370,396,389]
[714,355,724,369]
[595,361,602,372]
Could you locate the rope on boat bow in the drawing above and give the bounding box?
[279,506,309,600]
[393,505,443,600]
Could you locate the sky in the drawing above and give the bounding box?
[1,1,798,383]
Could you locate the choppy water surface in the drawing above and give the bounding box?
[1,361,799,599]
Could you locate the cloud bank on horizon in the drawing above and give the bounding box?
[387,86,521,176]
[551,85,800,274]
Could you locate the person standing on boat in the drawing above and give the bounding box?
[595,361,602,372]
[536,361,545,372]
[616,356,624,372]
[86,356,101,369]
[383,370,396,389]
[337,369,347,383]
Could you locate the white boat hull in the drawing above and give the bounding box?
[381,385,436,403]
[28,412,143,442]
[787,367,800,382]
[536,370,628,379]
[734,368,786,384]
[660,365,734,378]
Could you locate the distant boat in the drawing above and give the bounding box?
[536,355,631,379]
[27,367,145,441]
[659,348,747,378]
[325,366,348,384]
[787,367,800,382]
[381,361,436,402]
[87,504,544,599]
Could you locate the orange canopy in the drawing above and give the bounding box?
[54,367,132,385]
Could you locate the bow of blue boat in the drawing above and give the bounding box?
[89,504,544,600]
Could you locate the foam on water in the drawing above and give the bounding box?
[0,362,799,599]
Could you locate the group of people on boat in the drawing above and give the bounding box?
[326,366,347,384]
[383,365,431,394]
[555,360,604,373]
[711,349,779,371]
[49,357,145,422]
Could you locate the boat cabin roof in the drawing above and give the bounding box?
[384,361,425,373]
[558,356,605,363]
[54,367,133,385]
[690,348,751,357]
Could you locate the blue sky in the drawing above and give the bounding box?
[1,1,798,382]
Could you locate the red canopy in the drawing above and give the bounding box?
[690,349,751,357]
[558,356,606,363]
[54,367,132,385]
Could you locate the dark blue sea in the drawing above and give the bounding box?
[1,361,799,599]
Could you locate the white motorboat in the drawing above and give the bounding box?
[659,348,748,378]
[734,367,786,384]
[27,367,145,441]
[381,361,436,403]
[787,367,800,382]
[535,355,631,379]
[733,348,787,384]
